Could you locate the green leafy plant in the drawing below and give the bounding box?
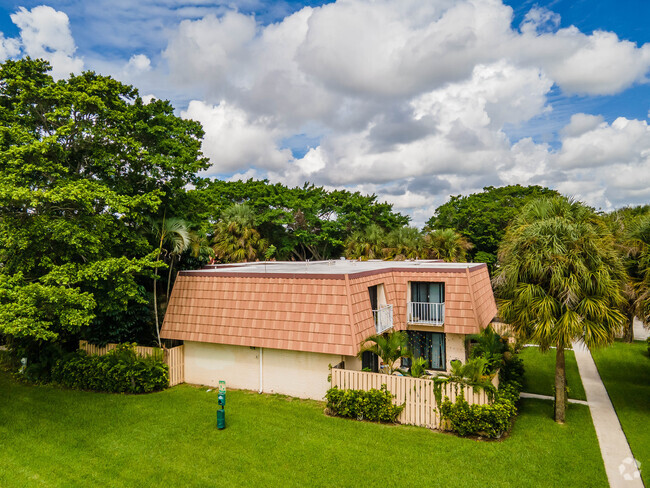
[358,330,411,374]
[468,326,509,374]
[325,385,404,423]
[52,344,168,393]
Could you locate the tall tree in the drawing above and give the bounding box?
[494,197,626,423]
[212,204,269,263]
[427,185,558,266]
[604,206,650,341]
[150,216,192,347]
[0,59,208,358]
[628,215,650,327]
[344,224,387,260]
[423,228,472,262]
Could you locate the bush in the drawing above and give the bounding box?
[440,392,517,438]
[52,344,168,393]
[325,385,404,423]
[499,354,525,388]
[440,354,525,439]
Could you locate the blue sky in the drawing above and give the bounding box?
[0,0,648,222]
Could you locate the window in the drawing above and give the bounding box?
[411,282,444,303]
[368,285,378,310]
[402,331,446,371]
[361,351,379,373]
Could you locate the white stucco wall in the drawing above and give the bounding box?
[184,341,342,400]
[445,333,467,371]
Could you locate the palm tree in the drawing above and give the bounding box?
[150,216,191,347]
[494,196,626,423]
[629,215,650,327]
[605,208,650,341]
[423,228,472,262]
[344,224,386,260]
[212,204,268,263]
[384,226,423,260]
[358,330,411,374]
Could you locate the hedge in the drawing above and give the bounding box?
[325,385,404,423]
[51,344,168,393]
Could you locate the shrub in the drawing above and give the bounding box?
[440,355,524,439]
[52,344,168,393]
[325,385,404,423]
[499,354,525,388]
[440,393,517,438]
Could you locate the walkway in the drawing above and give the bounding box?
[519,391,589,406]
[572,341,643,488]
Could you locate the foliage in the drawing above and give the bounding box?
[499,354,525,389]
[422,228,472,262]
[51,344,168,393]
[494,196,626,422]
[358,330,411,374]
[603,206,650,341]
[435,357,495,392]
[468,326,509,374]
[186,179,409,261]
[427,185,559,266]
[439,392,517,439]
[409,357,428,378]
[325,385,404,423]
[212,204,269,263]
[0,58,208,352]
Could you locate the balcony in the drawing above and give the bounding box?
[373,304,394,334]
[407,302,444,325]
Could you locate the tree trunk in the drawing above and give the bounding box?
[153,274,161,347]
[554,344,567,423]
[623,311,635,343]
[166,255,174,304]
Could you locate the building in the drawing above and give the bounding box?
[160,259,497,400]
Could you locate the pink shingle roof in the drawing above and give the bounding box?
[161,261,497,355]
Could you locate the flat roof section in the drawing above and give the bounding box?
[181,260,487,278]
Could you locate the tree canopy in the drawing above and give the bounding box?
[0,58,208,352]
[427,185,559,266]
[494,196,626,422]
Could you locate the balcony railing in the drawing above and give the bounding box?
[373,304,394,334]
[407,302,444,325]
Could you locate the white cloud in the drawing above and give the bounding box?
[10,6,83,78]
[182,100,293,174]
[0,33,20,59]
[557,117,650,169]
[126,54,151,72]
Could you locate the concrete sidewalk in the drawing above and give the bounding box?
[573,341,643,487]
[519,391,589,405]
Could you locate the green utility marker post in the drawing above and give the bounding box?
[217,380,226,430]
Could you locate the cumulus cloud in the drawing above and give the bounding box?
[182,100,293,174]
[10,6,83,78]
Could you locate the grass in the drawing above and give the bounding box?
[0,371,607,487]
[519,347,587,401]
[592,341,649,486]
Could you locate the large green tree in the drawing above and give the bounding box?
[427,185,558,266]
[183,179,409,260]
[604,206,650,341]
[0,59,208,357]
[494,197,626,423]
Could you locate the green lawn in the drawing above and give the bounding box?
[592,341,649,486]
[0,371,607,487]
[519,347,587,401]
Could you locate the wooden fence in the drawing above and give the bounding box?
[79,341,185,387]
[330,368,498,430]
